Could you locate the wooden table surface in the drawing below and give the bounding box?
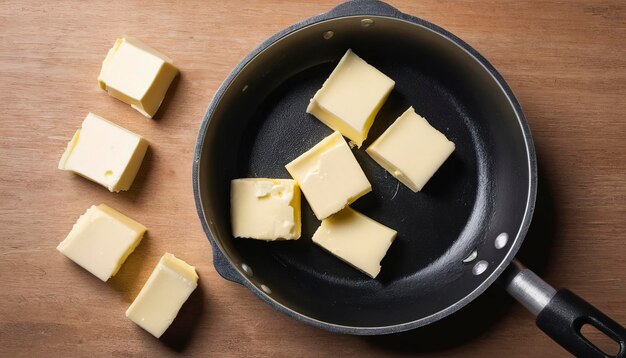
[1,0,625,356]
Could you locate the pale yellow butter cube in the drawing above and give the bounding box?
[286,131,371,220]
[57,204,146,282]
[230,178,301,240]
[98,37,178,118]
[126,253,198,338]
[366,107,455,192]
[307,49,395,147]
[312,207,397,278]
[58,112,148,192]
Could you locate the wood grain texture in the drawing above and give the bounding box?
[1,0,625,357]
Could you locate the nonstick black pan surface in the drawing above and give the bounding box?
[194,1,626,355]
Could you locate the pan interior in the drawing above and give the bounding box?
[198,16,531,328]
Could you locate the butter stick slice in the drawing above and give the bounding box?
[126,253,198,338]
[307,49,395,147]
[98,37,178,118]
[366,107,455,192]
[58,112,149,192]
[230,178,301,240]
[312,207,397,278]
[285,131,371,220]
[57,204,146,282]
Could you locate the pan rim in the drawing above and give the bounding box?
[193,13,538,335]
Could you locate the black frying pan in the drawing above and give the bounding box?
[193,1,626,356]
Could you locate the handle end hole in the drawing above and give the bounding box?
[580,323,621,357]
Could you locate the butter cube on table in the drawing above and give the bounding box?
[98,37,178,118]
[366,107,455,192]
[58,112,149,192]
[230,178,301,240]
[57,204,146,282]
[312,207,397,278]
[307,49,395,147]
[126,253,198,338]
[286,131,371,220]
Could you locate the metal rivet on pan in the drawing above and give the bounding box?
[462,249,478,263]
[323,31,334,40]
[260,284,272,295]
[495,232,509,249]
[361,18,374,27]
[241,263,253,276]
[241,84,248,92]
[472,260,489,275]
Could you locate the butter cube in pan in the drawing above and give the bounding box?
[366,107,455,192]
[58,112,149,192]
[312,207,397,278]
[57,204,146,282]
[286,131,371,220]
[126,253,198,338]
[307,49,395,147]
[230,178,301,240]
[98,37,179,118]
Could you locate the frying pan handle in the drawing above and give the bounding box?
[325,0,404,18]
[211,244,245,285]
[505,260,626,357]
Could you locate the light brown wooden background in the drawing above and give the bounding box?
[1,0,625,357]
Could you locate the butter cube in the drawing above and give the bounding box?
[307,49,395,147]
[366,107,455,192]
[285,131,371,220]
[58,112,149,192]
[57,204,146,282]
[312,207,397,278]
[126,253,198,338]
[98,37,178,118]
[230,178,301,240]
